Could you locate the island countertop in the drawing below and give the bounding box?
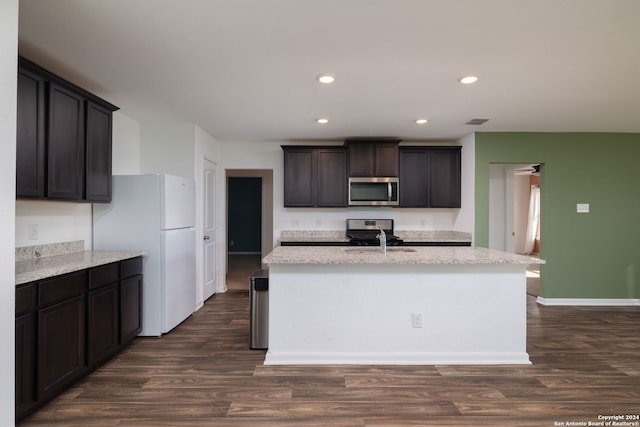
[16,250,145,285]
[263,245,543,266]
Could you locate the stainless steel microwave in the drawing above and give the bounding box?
[348,177,399,206]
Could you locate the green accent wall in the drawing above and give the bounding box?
[475,133,640,299]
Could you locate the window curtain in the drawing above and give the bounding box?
[523,184,540,255]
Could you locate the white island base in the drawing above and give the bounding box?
[264,259,532,365]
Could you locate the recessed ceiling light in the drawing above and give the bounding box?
[316,73,336,84]
[459,75,478,84]
[415,118,428,125]
[316,118,329,124]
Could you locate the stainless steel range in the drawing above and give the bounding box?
[346,219,403,246]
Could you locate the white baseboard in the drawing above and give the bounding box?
[537,297,640,306]
[264,351,532,365]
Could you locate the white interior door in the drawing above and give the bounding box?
[203,159,217,300]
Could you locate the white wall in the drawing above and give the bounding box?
[1,0,18,419]
[222,139,475,247]
[112,112,141,175]
[15,201,92,249]
[488,164,507,251]
[453,133,475,241]
[141,123,195,178]
[513,174,531,254]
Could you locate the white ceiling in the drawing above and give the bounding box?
[17,0,640,143]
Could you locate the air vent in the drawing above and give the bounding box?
[466,118,490,125]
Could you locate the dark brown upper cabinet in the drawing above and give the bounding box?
[282,146,347,207]
[399,146,461,208]
[16,56,118,202]
[85,102,114,202]
[16,67,46,198]
[316,149,348,207]
[283,148,315,207]
[47,82,85,200]
[345,138,400,177]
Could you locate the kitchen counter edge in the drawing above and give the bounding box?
[264,245,544,266]
[16,250,145,286]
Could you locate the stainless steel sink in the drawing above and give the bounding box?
[342,247,417,254]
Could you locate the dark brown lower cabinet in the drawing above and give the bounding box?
[87,283,120,368]
[37,295,86,401]
[121,275,143,345]
[15,312,36,417]
[16,256,143,423]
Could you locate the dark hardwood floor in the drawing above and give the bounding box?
[226,254,261,291]
[19,291,640,426]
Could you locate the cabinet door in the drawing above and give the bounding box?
[87,283,119,367]
[429,149,461,208]
[283,149,315,207]
[399,148,430,207]
[47,82,85,200]
[317,149,347,207]
[15,313,36,419]
[38,295,86,400]
[85,101,113,202]
[16,67,46,198]
[375,143,399,177]
[121,275,143,345]
[348,143,374,177]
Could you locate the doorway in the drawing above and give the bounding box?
[225,170,273,291]
[489,163,542,297]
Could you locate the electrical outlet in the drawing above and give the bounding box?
[28,224,39,240]
[411,313,423,328]
[576,203,590,213]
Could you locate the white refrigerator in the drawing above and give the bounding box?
[93,174,196,336]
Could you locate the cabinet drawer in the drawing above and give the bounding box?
[16,284,36,316]
[39,271,86,307]
[89,263,119,290]
[121,257,143,279]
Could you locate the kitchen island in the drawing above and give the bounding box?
[263,246,543,365]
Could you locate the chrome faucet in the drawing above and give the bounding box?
[377,226,387,254]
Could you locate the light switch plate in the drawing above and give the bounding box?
[576,203,590,213]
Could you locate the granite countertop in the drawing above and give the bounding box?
[279,230,472,243]
[264,245,543,266]
[15,241,144,285]
[279,230,349,243]
[395,230,472,242]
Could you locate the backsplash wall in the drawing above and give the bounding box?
[221,135,475,244]
[15,200,92,249]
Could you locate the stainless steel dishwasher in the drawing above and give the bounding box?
[249,269,269,349]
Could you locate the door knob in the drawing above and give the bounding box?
[203,235,210,240]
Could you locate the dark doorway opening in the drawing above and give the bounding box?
[227,176,263,291]
[227,177,262,254]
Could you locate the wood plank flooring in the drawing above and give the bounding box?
[19,291,640,427]
[226,254,261,291]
